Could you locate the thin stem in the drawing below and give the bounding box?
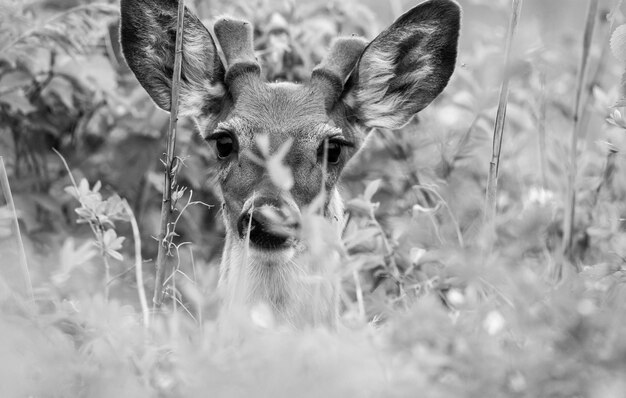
[352,269,365,322]
[562,0,598,262]
[483,0,524,237]
[123,200,150,329]
[537,71,548,190]
[153,0,186,309]
[103,254,111,302]
[0,157,33,302]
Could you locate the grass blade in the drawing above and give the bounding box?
[562,0,599,264]
[484,0,524,239]
[0,157,33,301]
[123,200,150,329]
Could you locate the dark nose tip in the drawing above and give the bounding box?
[237,197,299,250]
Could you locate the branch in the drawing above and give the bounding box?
[153,0,185,309]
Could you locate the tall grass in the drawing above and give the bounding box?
[154,0,186,308]
[561,0,599,265]
[0,157,33,302]
[483,0,523,240]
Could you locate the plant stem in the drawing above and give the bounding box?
[483,0,523,238]
[0,157,33,302]
[153,0,185,309]
[537,71,547,190]
[103,254,111,302]
[123,200,150,329]
[562,0,598,262]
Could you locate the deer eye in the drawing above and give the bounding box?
[216,136,234,158]
[206,132,237,159]
[325,142,342,164]
[317,138,352,165]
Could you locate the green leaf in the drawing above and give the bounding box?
[0,90,35,114]
[53,238,97,285]
[0,70,32,92]
[363,179,382,202]
[266,138,294,191]
[41,76,75,109]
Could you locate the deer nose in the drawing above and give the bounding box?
[237,197,300,250]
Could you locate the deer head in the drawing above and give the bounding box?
[120,0,460,328]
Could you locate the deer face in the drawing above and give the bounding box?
[203,80,354,255]
[120,0,460,327]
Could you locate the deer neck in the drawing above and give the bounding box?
[218,188,345,328]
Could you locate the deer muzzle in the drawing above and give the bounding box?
[237,195,301,251]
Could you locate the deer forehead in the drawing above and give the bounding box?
[200,81,337,148]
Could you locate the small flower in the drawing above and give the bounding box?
[96,228,125,261]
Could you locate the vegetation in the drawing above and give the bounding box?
[1,0,626,396]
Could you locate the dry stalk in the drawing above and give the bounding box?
[562,0,598,262]
[153,0,186,308]
[483,0,523,239]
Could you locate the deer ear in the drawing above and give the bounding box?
[342,0,460,129]
[120,0,227,120]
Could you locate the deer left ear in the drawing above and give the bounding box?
[120,0,227,121]
[342,0,461,130]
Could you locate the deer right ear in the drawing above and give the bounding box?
[120,0,227,122]
[342,0,461,130]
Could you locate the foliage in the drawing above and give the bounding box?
[1,0,626,397]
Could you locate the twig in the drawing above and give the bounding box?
[484,0,523,236]
[0,157,33,302]
[562,0,598,262]
[153,0,186,309]
[123,200,150,329]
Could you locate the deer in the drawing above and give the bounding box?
[120,0,460,328]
